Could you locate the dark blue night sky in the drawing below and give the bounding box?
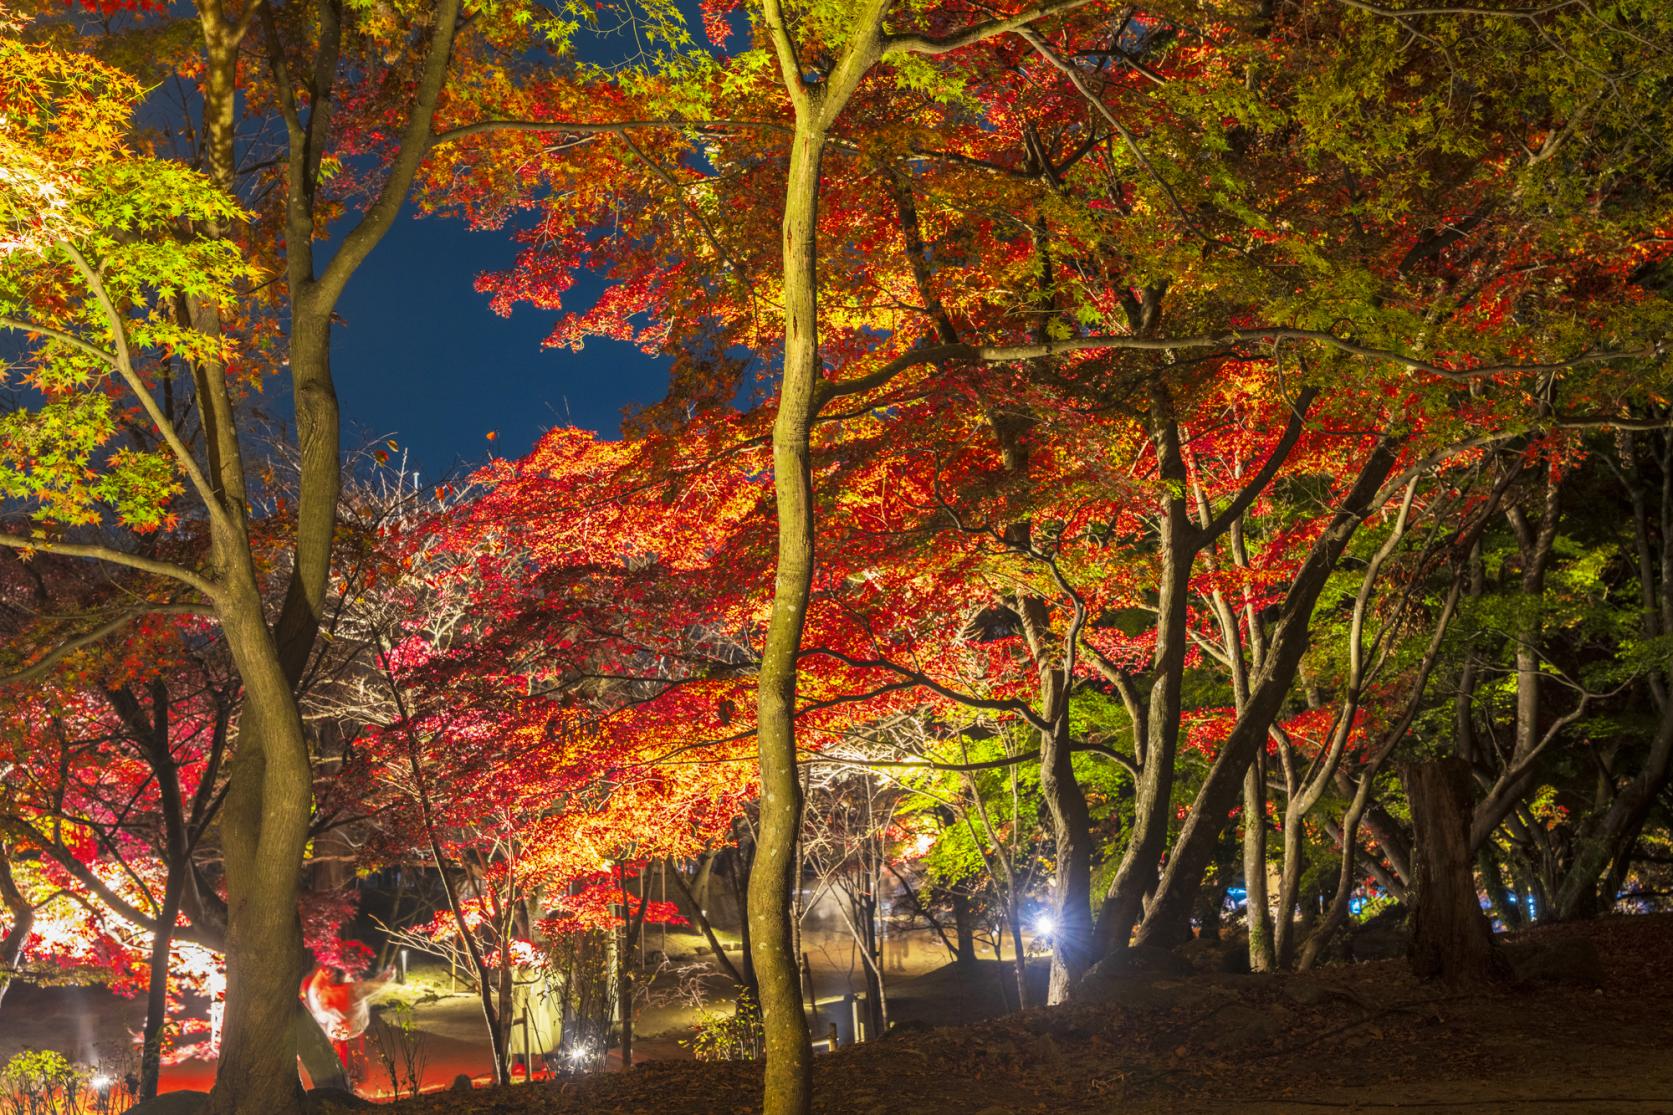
[325,208,672,483]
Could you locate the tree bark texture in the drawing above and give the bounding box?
[1403,757,1504,984]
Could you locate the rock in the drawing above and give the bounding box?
[125,1093,209,1115]
[885,1019,931,1038]
[1347,903,1408,963]
[1282,980,1331,1008]
[1504,936,1606,989]
[1281,979,1359,1008]
[1203,1002,1288,1051]
[1178,934,1251,975]
[1072,944,1193,1002]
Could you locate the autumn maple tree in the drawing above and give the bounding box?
[3,0,1672,1110]
[438,0,1671,1106]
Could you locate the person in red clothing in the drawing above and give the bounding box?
[303,963,393,1066]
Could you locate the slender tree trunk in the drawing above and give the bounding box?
[1272,800,1306,969]
[1298,775,1376,971]
[857,893,885,1037]
[616,863,650,1070]
[138,870,184,1100]
[1098,396,1193,952]
[1039,670,1094,1002]
[0,847,32,1012]
[1242,759,1274,971]
[668,864,749,989]
[951,889,976,972]
[748,120,825,1115]
[1554,704,1673,918]
[730,843,757,990]
[1403,758,1504,984]
[1008,906,1028,1011]
[1137,438,1402,946]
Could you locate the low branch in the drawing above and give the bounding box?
[0,535,220,601]
[882,0,1097,55]
[0,604,211,687]
[814,331,1659,407]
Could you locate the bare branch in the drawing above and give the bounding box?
[0,535,220,602]
[883,0,1098,55]
[0,604,211,687]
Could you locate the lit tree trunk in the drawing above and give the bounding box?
[752,5,890,1109]
[1137,437,1402,946]
[748,116,825,1115]
[1038,670,1094,1000]
[1242,759,1274,972]
[1097,385,1318,958]
[951,889,977,972]
[1097,384,1193,953]
[0,847,32,1013]
[138,871,184,1101]
[617,863,651,1070]
[210,589,316,1115]
[1008,908,1028,1010]
[1271,754,1306,969]
[174,12,316,1110]
[1403,757,1504,984]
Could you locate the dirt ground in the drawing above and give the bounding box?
[379,914,1673,1115]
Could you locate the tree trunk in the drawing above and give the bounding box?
[857,894,885,1037]
[668,863,749,988]
[1298,770,1378,971]
[1403,758,1504,984]
[1554,705,1673,918]
[0,847,32,1012]
[1137,437,1401,947]
[951,889,976,972]
[208,598,314,1115]
[138,870,184,1100]
[1242,759,1274,971]
[294,1005,349,1091]
[1008,907,1028,1011]
[729,841,757,991]
[1039,673,1094,1002]
[1272,796,1306,969]
[1097,396,1194,952]
[748,119,825,1115]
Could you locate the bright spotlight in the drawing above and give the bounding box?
[90,1075,114,1092]
[1033,912,1056,937]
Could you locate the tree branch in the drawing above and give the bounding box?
[0,535,220,602]
[1197,386,1320,542]
[815,330,1661,407]
[61,246,236,532]
[0,604,211,687]
[883,0,1097,55]
[315,0,462,306]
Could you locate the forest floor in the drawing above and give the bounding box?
[374,913,1673,1115]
